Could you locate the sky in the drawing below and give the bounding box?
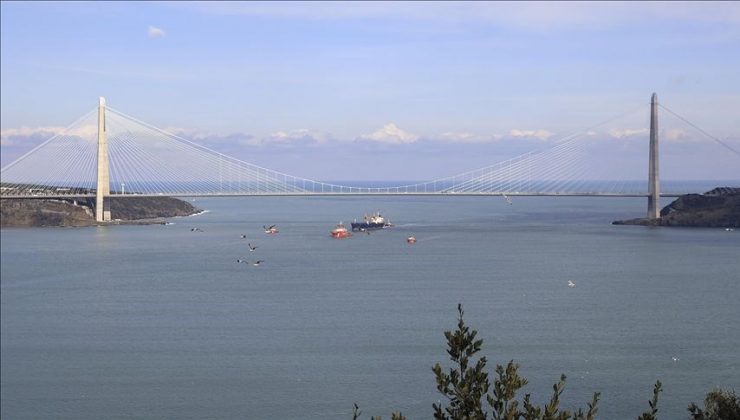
[1,1,739,181]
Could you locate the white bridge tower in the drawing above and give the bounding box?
[647,93,660,219]
[95,97,111,222]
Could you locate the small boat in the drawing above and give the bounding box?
[407,236,417,244]
[331,222,352,239]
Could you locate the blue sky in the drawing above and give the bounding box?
[2,2,739,180]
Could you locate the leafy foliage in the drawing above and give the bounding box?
[636,381,662,420]
[432,304,490,420]
[353,305,735,420]
[488,360,529,420]
[432,304,600,420]
[688,389,740,420]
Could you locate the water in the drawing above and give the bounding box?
[2,196,738,419]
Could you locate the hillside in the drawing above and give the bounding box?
[1,196,200,228]
[613,187,740,228]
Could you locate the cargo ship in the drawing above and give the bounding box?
[351,211,394,231]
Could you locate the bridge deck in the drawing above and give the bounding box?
[1,192,685,199]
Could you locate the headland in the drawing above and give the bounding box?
[1,196,201,228]
[613,187,740,228]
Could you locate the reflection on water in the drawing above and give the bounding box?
[94,224,112,244]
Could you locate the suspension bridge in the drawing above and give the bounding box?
[1,94,738,222]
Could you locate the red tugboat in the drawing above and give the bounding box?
[331,222,352,239]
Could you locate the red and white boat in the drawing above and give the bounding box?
[407,236,417,244]
[331,222,352,239]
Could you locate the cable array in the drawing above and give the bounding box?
[1,101,736,198]
[0,109,98,197]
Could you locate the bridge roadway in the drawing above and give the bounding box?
[1,192,685,199]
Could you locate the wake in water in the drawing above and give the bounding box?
[409,235,444,242]
[188,209,210,217]
[394,223,433,228]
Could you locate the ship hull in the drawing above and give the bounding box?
[351,222,392,231]
[331,222,352,238]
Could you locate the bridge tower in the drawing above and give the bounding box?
[647,93,660,219]
[95,97,111,222]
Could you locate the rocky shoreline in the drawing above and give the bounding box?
[613,187,740,228]
[0,196,201,228]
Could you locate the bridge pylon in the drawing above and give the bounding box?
[95,97,111,222]
[647,93,660,219]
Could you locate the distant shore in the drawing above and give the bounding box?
[0,196,201,228]
[613,187,740,228]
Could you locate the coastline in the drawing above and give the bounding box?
[612,187,739,228]
[0,196,202,228]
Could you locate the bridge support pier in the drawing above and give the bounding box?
[647,93,660,219]
[95,97,111,222]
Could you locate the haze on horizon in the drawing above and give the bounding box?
[1,1,739,181]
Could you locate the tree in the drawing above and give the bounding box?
[432,304,490,420]
[432,304,600,420]
[353,305,736,420]
[688,389,740,420]
[636,381,662,420]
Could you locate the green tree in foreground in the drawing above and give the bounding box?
[432,304,600,420]
[636,381,662,420]
[354,305,739,419]
[688,389,740,420]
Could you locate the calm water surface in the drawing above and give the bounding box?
[2,196,739,419]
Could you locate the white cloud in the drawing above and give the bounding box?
[67,125,98,141]
[172,129,256,147]
[162,126,201,137]
[264,128,330,144]
[594,127,697,142]
[157,126,329,147]
[1,126,62,146]
[360,123,418,144]
[434,132,501,144]
[663,128,693,142]
[508,129,553,140]
[1,125,97,146]
[148,25,166,39]
[609,128,649,139]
